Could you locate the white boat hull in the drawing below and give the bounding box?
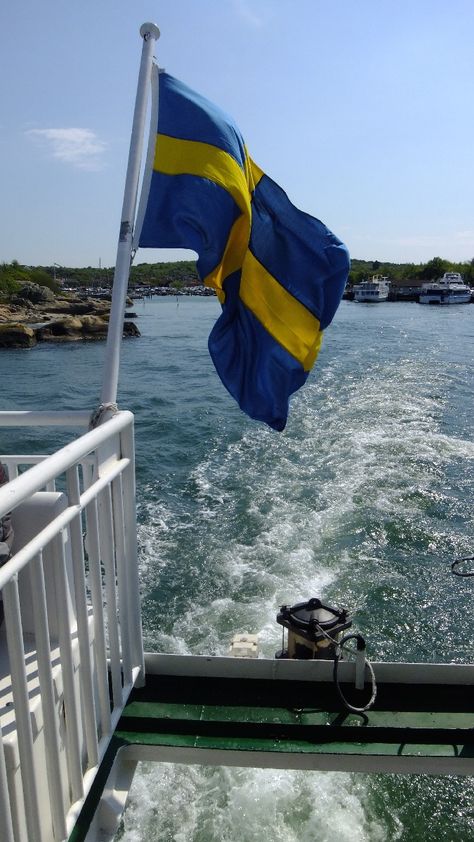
[354,292,389,302]
[419,273,471,305]
[419,292,471,305]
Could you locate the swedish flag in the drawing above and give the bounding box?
[137,69,349,431]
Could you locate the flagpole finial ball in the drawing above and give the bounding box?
[140,22,160,41]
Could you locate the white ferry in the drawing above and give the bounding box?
[353,275,390,302]
[2,23,474,842]
[419,272,471,305]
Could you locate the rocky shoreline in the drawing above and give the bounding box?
[0,283,140,348]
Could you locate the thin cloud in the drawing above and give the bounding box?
[26,128,107,171]
[454,230,474,242]
[232,0,263,28]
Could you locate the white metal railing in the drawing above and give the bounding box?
[0,410,144,842]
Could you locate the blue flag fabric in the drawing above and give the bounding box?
[137,70,350,431]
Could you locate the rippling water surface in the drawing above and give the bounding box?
[1,297,474,840]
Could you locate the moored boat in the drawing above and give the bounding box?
[418,272,471,305]
[353,275,390,302]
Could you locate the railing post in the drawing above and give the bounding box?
[112,474,133,688]
[67,466,99,768]
[0,720,15,842]
[121,420,145,684]
[51,532,84,803]
[98,486,123,708]
[29,552,68,841]
[3,577,43,842]
[84,498,113,737]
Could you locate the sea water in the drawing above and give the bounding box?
[1,297,474,840]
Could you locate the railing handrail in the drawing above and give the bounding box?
[0,410,134,520]
[0,410,91,427]
[0,456,130,591]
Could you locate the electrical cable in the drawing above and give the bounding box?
[332,633,377,713]
[451,556,474,577]
[314,623,377,713]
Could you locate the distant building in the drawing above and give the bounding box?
[389,277,423,300]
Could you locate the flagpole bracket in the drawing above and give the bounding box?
[89,402,119,430]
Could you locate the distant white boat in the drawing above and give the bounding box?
[353,275,390,302]
[419,272,471,305]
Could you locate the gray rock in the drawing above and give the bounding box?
[12,282,55,305]
[0,323,37,348]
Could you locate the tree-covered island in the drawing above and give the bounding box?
[0,256,472,348]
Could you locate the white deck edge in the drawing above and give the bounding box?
[143,652,474,685]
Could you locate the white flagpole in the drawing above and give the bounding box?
[98,22,160,415]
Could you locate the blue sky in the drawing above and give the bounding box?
[1,0,473,269]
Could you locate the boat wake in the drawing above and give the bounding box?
[126,301,474,842]
[116,765,399,842]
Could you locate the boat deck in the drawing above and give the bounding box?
[65,660,474,841]
[116,673,474,769]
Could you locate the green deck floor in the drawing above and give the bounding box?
[115,673,474,760]
[68,672,474,842]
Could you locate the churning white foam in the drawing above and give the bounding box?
[116,764,399,842]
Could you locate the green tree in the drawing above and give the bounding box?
[459,259,474,286]
[170,279,184,291]
[0,262,25,297]
[30,268,60,293]
[418,257,449,281]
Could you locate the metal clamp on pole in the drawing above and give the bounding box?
[355,635,366,690]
